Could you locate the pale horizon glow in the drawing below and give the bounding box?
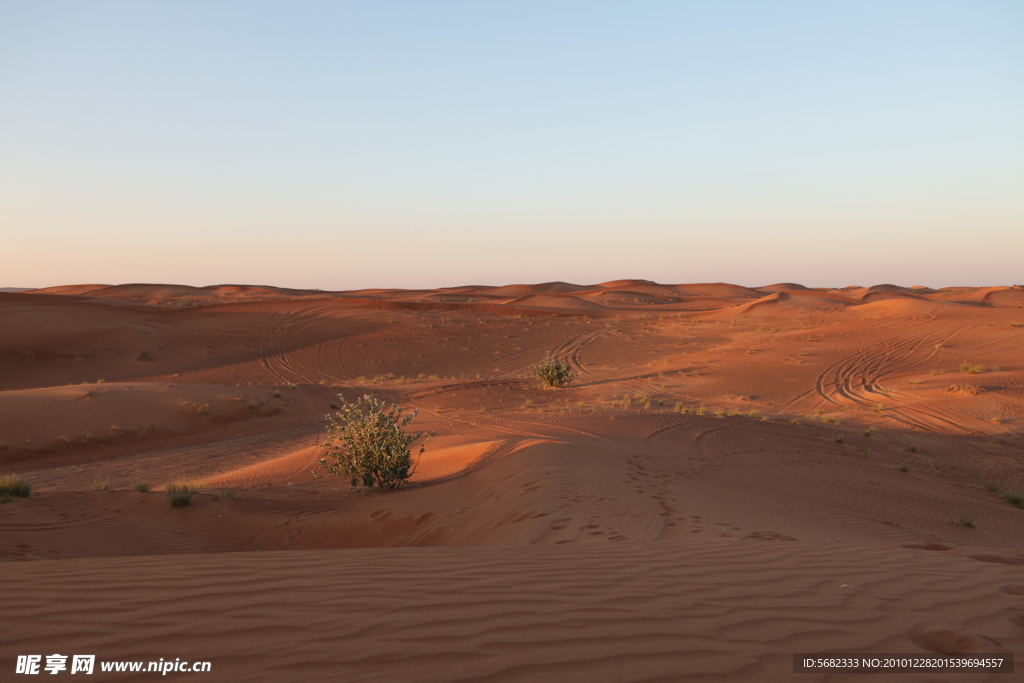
[2,1,1022,290]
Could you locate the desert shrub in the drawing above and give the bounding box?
[165,480,201,494]
[319,395,432,490]
[528,356,574,388]
[1003,492,1024,509]
[169,492,192,508]
[0,474,31,498]
[131,480,150,493]
[960,362,985,374]
[945,384,985,395]
[93,480,109,491]
[953,512,975,528]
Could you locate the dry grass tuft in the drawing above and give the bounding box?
[0,474,31,498]
[945,384,985,395]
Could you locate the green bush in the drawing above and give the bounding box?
[169,492,192,507]
[528,356,575,388]
[0,474,31,498]
[319,395,431,490]
[131,480,150,493]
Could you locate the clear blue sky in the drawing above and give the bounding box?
[2,0,1022,289]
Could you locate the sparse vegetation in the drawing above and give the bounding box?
[953,512,975,528]
[131,480,150,493]
[984,481,1001,492]
[165,480,202,494]
[319,395,432,490]
[527,356,575,388]
[945,384,985,395]
[0,474,31,498]
[1003,492,1024,509]
[93,480,109,491]
[906,445,917,453]
[900,465,909,472]
[169,492,192,507]
[188,401,210,415]
[270,390,282,398]
[960,362,985,374]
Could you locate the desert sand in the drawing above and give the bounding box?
[2,281,1023,681]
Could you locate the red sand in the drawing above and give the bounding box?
[2,281,1023,681]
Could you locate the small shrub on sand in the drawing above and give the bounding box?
[960,362,985,374]
[983,481,1001,492]
[900,465,909,472]
[945,384,985,396]
[165,480,202,494]
[223,489,236,499]
[131,481,150,493]
[169,492,192,508]
[1003,492,1024,509]
[93,480,109,491]
[0,474,31,498]
[270,390,282,399]
[319,395,432,490]
[527,356,575,388]
[952,512,975,528]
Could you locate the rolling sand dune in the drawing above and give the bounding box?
[2,281,1023,681]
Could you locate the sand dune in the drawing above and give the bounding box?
[2,280,1023,680]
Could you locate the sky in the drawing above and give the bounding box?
[1,0,1022,290]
